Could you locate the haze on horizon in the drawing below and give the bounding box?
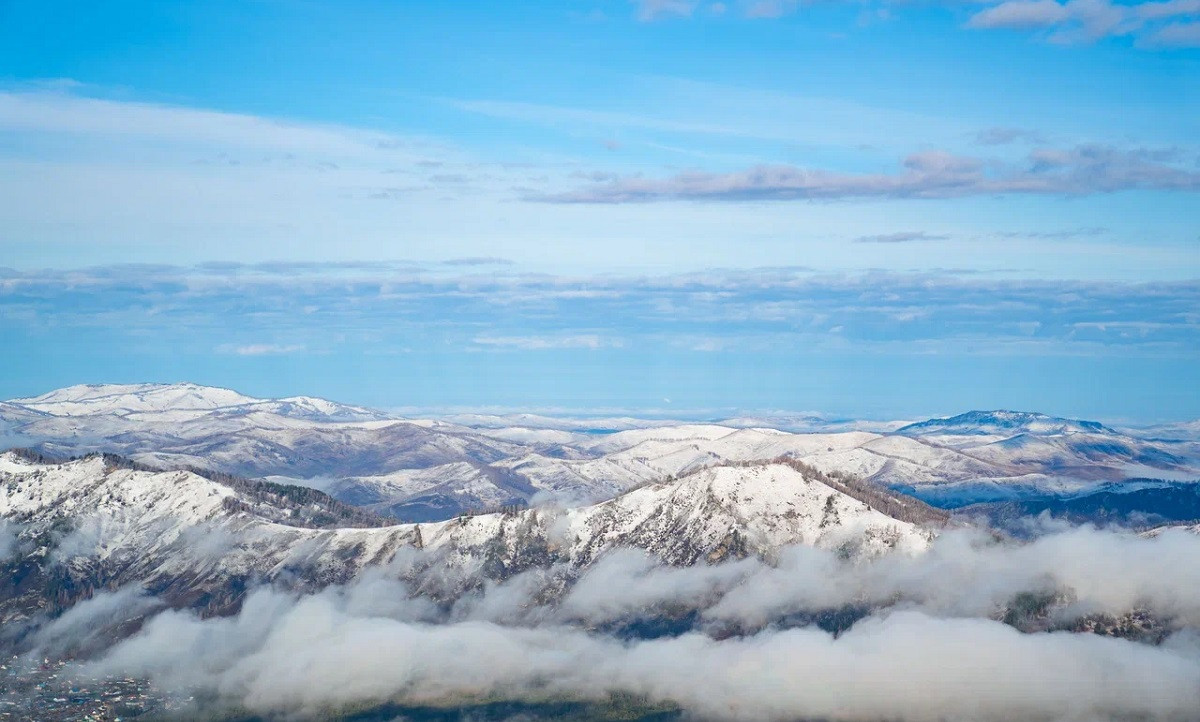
[1,0,1197,421]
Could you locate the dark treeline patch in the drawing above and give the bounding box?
[962,479,1200,535]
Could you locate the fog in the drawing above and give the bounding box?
[37,526,1200,721]
[0,520,17,560]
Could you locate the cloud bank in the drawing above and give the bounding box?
[535,146,1200,203]
[47,526,1200,721]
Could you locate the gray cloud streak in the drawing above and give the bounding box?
[532,146,1200,203]
[854,231,950,243]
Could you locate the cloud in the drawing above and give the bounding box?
[997,226,1108,239]
[220,344,306,356]
[472,334,625,350]
[975,127,1047,145]
[626,0,1200,47]
[2,264,1197,361]
[965,0,1200,44]
[0,520,19,560]
[854,231,950,243]
[532,145,1200,203]
[56,526,1200,720]
[968,0,1072,29]
[440,256,515,267]
[1144,19,1200,45]
[634,0,698,21]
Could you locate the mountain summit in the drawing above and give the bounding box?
[10,382,388,422]
[897,410,1112,437]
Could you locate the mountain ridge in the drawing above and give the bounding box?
[4,383,1198,520]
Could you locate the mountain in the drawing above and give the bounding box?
[897,410,1113,438]
[10,382,389,422]
[11,382,263,416]
[4,384,1199,520]
[961,480,1200,535]
[0,451,938,627]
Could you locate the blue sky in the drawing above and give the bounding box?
[0,0,1197,420]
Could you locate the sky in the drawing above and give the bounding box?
[0,0,1197,421]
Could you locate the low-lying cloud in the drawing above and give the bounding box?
[30,525,1200,721]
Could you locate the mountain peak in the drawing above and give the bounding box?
[10,382,261,416]
[6,383,388,422]
[897,410,1111,436]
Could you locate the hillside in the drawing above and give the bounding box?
[4,384,1198,520]
[0,452,938,628]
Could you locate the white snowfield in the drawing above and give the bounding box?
[0,452,931,600]
[3,383,1198,518]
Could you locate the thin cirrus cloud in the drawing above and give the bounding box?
[218,344,306,356]
[974,127,1047,145]
[965,0,1200,44]
[635,0,699,21]
[854,231,950,244]
[631,0,1200,47]
[472,335,625,351]
[532,146,1200,203]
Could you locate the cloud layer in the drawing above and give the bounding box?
[40,526,1200,721]
[2,263,1196,359]
[536,146,1200,203]
[632,0,1200,47]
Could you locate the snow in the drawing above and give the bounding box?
[13,383,260,416]
[5,384,1199,522]
[0,453,934,593]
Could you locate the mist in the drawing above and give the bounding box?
[35,525,1200,721]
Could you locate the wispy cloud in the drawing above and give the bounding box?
[854,231,950,244]
[966,0,1200,45]
[442,257,515,267]
[3,263,1196,359]
[473,334,625,350]
[975,127,1047,145]
[996,226,1108,239]
[634,0,699,21]
[219,344,306,356]
[533,146,1200,203]
[629,0,1200,47]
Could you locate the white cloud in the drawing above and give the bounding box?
[634,0,698,21]
[64,527,1200,720]
[220,344,306,356]
[966,0,1200,43]
[472,334,624,350]
[968,0,1071,28]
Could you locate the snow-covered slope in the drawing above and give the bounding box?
[898,410,1114,438]
[10,383,389,423]
[12,383,261,417]
[0,452,937,624]
[4,386,1198,520]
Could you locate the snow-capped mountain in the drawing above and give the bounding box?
[897,410,1114,439]
[0,451,937,625]
[10,382,390,423]
[12,383,262,417]
[3,385,1197,519]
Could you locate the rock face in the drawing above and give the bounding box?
[0,451,937,628]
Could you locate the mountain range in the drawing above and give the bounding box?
[3,384,1200,720]
[0,449,943,630]
[3,383,1197,521]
